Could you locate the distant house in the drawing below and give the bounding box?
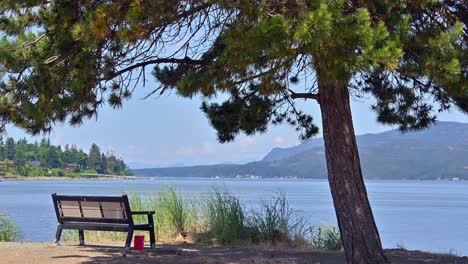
[64,163,78,172]
[0,160,14,166]
[0,160,14,177]
[27,160,41,167]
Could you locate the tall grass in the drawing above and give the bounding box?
[153,186,197,240]
[201,188,248,244]
[248,193,308,244]
[0,213,21,242]
[59,186,342,251]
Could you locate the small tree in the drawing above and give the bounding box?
[98,153,108,175]
[88,144,101,171]
[5,138,15,161]
[0,1,466,263]
[46,147,61,168]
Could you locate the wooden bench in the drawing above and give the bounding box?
[51,193,156,250]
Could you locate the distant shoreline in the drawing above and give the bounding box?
[1,175,465,182]
[0,175,142,181]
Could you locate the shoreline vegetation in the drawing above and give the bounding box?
[63,187,344,250]
[1,175,141,181]
[3,186,344,250]
[0,137,133,179]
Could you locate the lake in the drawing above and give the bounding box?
[0,178,467,256]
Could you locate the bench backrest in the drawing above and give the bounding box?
[52,193,133,225]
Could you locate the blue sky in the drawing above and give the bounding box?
[4,84,467,169]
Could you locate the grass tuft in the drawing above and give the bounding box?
[0,213,21,242]
[200,188,248,245]
[153,186,196,240]
[310,226,343,250]
[248,193,309,245]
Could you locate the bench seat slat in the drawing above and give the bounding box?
[54,195,125,202]
[60,216,129,224]
[61,222,130,232]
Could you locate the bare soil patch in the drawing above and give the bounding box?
[0,242,466,264]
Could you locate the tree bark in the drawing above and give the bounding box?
[319,80,390,264]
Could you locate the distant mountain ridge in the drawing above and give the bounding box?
[263,121,468,161]
[133,121,468,180]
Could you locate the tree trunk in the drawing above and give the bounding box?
[319,80,390,264]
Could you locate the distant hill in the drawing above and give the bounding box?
[133,121,468,180]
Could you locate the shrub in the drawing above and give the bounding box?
[0,213,21,242]
[310,226,343,250]
[248,193,308,244]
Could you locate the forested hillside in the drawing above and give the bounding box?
[134,122,468,180]
[0,137,131,177]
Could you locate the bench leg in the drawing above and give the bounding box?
[148,214,156,249]
[54,225,62,245]
[78,230,85,246]
[125,228,134,250]
[149,228,156,249]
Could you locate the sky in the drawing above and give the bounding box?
[3,83,467,169]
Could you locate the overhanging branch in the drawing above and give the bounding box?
[289,89,320,101]
[106,57,204,80]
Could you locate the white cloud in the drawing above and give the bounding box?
[201,142,216,154]
[175,146,197,157]
[274,136,285,145]
[175,142,217,158]
[241,137,256,147]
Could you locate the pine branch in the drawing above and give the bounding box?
[106,57,204,80]
[289,89,320,101]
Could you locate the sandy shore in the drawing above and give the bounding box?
[0,242,467,264]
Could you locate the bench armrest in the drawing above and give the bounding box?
[131,211,155,215]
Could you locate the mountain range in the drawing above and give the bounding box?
[132,121,468,180]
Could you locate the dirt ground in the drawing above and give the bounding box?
[0,242,467,264]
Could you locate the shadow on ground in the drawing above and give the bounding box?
[52,244,468,264]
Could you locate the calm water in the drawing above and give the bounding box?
[0,179,467,255]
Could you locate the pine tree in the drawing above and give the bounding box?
[98,153,108,175]
[88,144,101,171]
[0,1,465,263]
[46,147,61,168]
[14,138,27,166]
[40,138,48,148]
[5,138,15,161]
[0,138,5,161]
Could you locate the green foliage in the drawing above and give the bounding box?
[0,137,131,177]
[60,186,340,249]
[200,96,275,143]
[201,188,248,244]
[0,1,463,140]
[153,186,193,236]
[310,226,343,251]
[0,213,21,242]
